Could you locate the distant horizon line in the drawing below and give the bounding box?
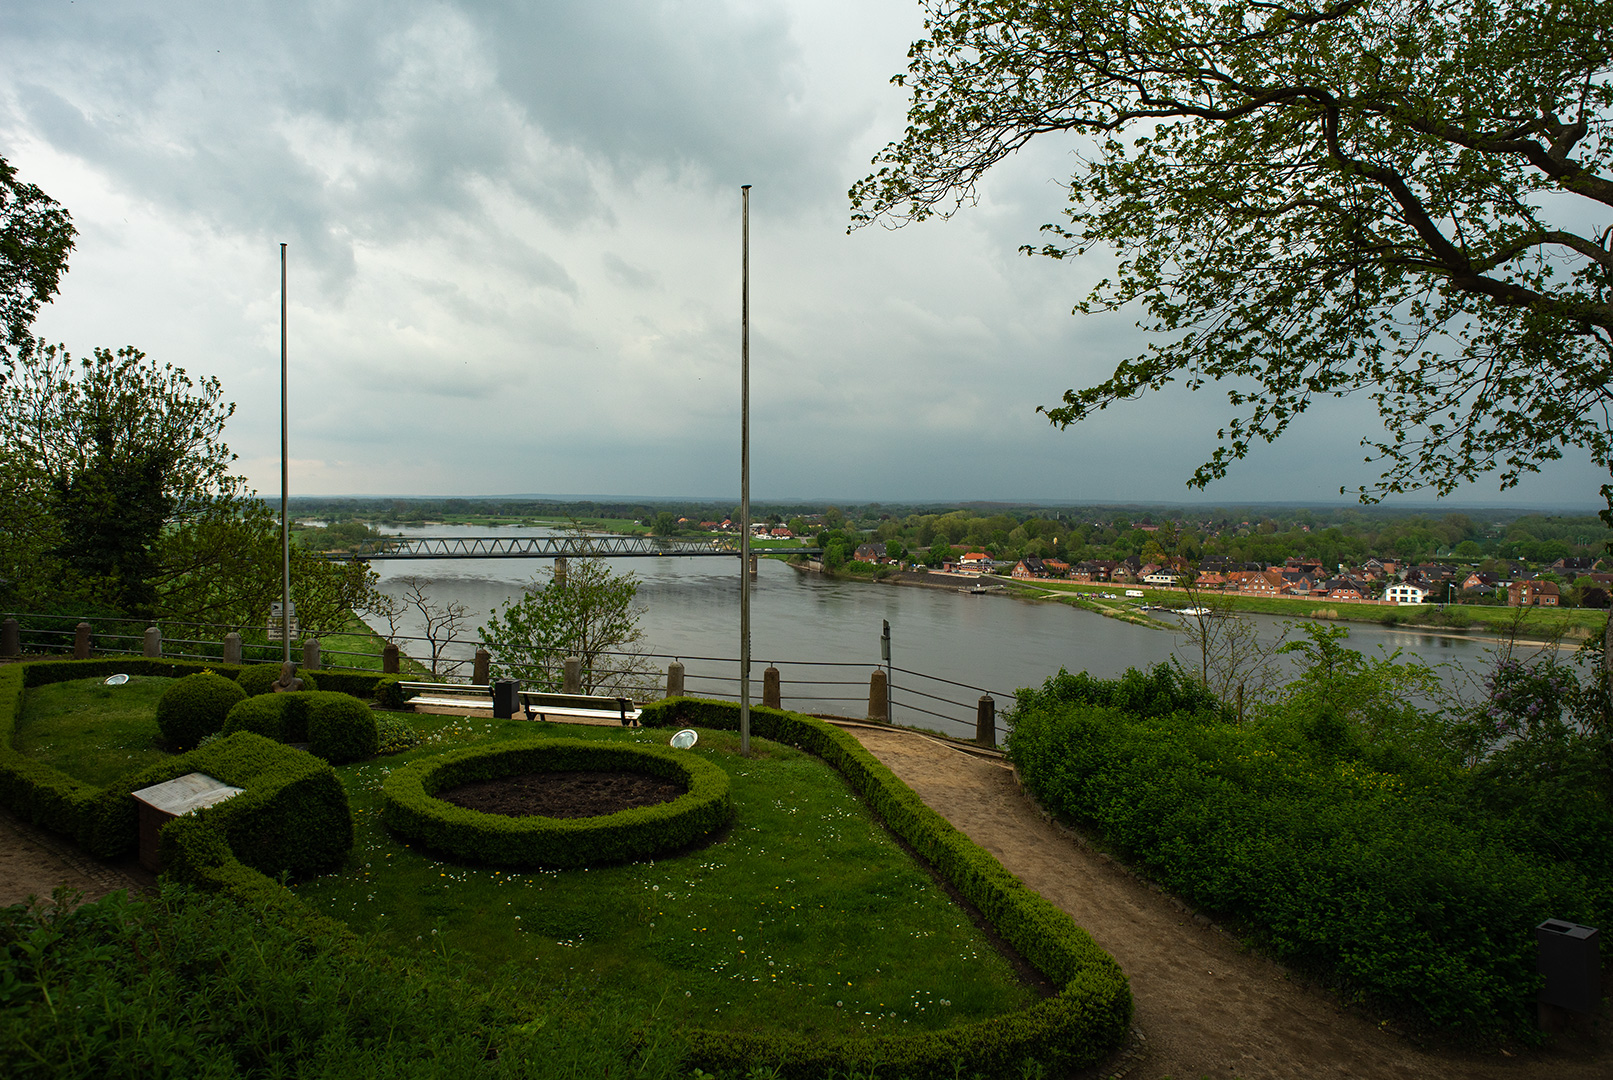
[264,492,1608,514]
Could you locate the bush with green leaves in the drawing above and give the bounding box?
[154,671,246,749]
[383,738,730,867]
[1006,663,1608,1039]
[0,883,689,1079]
[222,691,378,764]
[375,715,419,754]
[307,693,378,764]
[373,676,410,709]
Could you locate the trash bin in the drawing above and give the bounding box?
[492,679,520,720]
[1537,919,1601,1014]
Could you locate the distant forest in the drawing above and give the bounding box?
[285,496,1609,571]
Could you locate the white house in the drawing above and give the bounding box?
[1384,583,1427,605]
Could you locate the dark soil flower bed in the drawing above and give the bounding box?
[437,770,684,819]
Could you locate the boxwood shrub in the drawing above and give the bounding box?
[634,698,1133,1079]
[308,693,378,764]
[222,691,380,764]
[155,672,248,749]
[383,738,732,867]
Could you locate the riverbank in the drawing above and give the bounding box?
[785,559,1608,641]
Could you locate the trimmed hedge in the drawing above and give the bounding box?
[383,738,732,867]
[222,691,379,763]
[308,693,378,764]
[16,656,388,701]
[2,660,354,934]
[111,731,354,879]
[155,672,248,750]
[634,698,1133,1079]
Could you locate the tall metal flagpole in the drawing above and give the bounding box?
[739,185,752,756]
[280,243,291,664]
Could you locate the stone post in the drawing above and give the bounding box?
[563,656,581,694]
[763,665,781,709]
[555,557,569,588]
[223,632,243,666]
[382,643,400,674]
[303,638,321,671]
[749,554,759,579]
[143,627,161,658]
[976,695,996,748]
[867,669,888,722]
[2,618,20,658]
[666,660,685,699]
[473,647,490,686]
[74,622,92,660]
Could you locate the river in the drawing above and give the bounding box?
[358,525,1566,740]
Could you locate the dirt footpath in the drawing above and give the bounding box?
[0,807,152,909]
[845,724,1609,1080]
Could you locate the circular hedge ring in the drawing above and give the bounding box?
[381,738,732,868]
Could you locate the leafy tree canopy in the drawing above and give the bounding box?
[0,156,75,373]
[851,0,1613,502]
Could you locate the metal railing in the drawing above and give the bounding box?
[2,611,1011,743]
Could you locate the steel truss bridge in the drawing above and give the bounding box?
[320,535,823,561]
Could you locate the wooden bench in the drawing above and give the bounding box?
[402,681,493,710]
[519,690,642,726]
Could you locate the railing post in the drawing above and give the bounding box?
[303,638,321,671]
[74,622,92,660]
[223,632,243,666]
[473,647,490,685]
[976,695,996,748]
[382,643,400,674]
[763,665,781,709]
[2,618,19,658]
[143,626,161,658]
[666,660,685,699]
[563,656,581,694]
[867,669,888,722]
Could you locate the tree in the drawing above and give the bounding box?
[1,340,245,616]
[398,577,472,679]
[0,156,75,375]
[480,552,655,696]
[852,0,1613,504]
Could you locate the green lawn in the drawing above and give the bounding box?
[12,690,1043,1042]
[294,715,1039,1040]
[13,676,172,787]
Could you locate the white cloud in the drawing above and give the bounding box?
[2,0,1604,509]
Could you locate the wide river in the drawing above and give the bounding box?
[359,525,1564,740]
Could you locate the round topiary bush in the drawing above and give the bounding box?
[156,672,248,749]
[237,664,319,696]
[382,739,733,867]
[308,694,379,764]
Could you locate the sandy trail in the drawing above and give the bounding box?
[844,724,1609,1080]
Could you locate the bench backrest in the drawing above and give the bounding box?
[519,691,636,713]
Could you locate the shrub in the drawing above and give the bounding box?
[374,676,410,709]
[383,738,731,867]
[1005,671,1605,1039]
[155,672,247,749]
[376,715,419,754]
[308,693,378,764]
[237,664,318,696]
[222,693,309,743]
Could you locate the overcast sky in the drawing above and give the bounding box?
[2,0,1604,510]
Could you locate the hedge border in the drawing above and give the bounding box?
[634,698,1133,1079]
[0,660,354,940]
[382,738,733,867]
